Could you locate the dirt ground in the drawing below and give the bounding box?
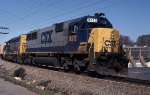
[0,58,150,95]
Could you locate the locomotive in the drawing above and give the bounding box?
[3,13,129,75]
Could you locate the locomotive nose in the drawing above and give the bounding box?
[88,28,119,54]
[87,28,128,74]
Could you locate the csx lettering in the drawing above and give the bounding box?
[41,30,53,44]
[105,40,116,46]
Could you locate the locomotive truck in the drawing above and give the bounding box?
[3,13,129,75]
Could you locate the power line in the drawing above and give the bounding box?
[9,0,89,28]
[10,0,80,26]
[8,0,67,26]
[4,0,42,25]
[35,0,89,19]
[100,0,131,9]
[25,0,131,29]
[0,8,15,16]
[76,0,132,16]
[3,0,130,33]
[21,0,106,28]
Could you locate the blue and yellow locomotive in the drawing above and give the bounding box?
[3,13,129,75]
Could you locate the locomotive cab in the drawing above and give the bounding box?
[68,13,129,75]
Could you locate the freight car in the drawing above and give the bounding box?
[3,13,129,75]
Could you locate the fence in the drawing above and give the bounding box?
[123,46,150,62]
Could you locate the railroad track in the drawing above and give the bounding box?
[102,75,150,87]
[54,65,150,86]
[46,65,150,86]
[1,59,150,87]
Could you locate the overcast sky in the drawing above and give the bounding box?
[0,0,150,43]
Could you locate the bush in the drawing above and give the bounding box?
[14,67,26,79]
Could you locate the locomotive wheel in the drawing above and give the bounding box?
[29,57,33,66]
[37,63,42,67]
[88,70,97,77]
[23,57,28,65]
[113,60,121,73]
[13,56,17,63]
[63,64,69,72]
[53,58,60,70]
[62,60,68,70]
[73,59,81,73]
[31,58,38,67]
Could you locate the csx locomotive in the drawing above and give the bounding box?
[3,13,129,75]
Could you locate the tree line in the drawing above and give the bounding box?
[119,34,150,46]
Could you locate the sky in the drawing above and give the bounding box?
[0,0,150,43]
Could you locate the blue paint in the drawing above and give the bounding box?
[27,14,113,53]
[26,44,79,52]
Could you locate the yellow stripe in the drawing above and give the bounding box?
[80,42,87,45]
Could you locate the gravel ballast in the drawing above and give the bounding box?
[0,58,150,95]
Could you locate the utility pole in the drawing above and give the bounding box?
[0,26,9,34]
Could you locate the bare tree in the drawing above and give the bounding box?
[136,35,150,46]
[119,35,134,46]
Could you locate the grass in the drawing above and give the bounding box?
[0,75,53,95]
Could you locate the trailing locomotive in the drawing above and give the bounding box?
[3,13,129,75]
[3,35,26,62]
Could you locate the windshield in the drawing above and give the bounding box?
[88,23,107,28]
[87,21,112,29]
[79,20,112,31]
